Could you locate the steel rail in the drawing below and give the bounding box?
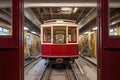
[65,64,72,80]
[75,60,85,75]
[69,63,80,80]
[39,61,49,80]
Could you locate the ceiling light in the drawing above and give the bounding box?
[111,22,116,25]
[31,31,36,34]
[84,31,89,34]
[110,29,113,32]
[92,27,98,30]
[24,27,29,30]
[73,7,78,13]
[61,7,72,11]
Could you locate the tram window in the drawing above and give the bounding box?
[109,0,120,36]
[68,27,77,43]
[53,26,66,44]
[0,27,10,35]
[3,28,9,33]
[43,28,51,43]
[0,0,12,36]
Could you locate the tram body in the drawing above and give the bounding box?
[41,19,79,63]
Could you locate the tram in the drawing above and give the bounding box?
[41,19,79,63]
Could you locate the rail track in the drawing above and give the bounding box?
[80,55,97,66]
[80,56,97,72]
[39,62,80,80]
[24,58,41,74]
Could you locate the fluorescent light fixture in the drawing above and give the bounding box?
[73,7,78,13]
[111,22,116,25]
[27,36,29,38]
[92,27,98,30]
[24,27,29,30]
[110,19,120,26]
[61,7,72,11]
[84,31,89,34]
[31,31,36,34]
[110,29,113,32]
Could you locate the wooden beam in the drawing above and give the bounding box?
[41,12,73,15]
[49,8,54,19]
[77,8,85,21]
[68,8,73,19]
[1,9,11,17]
[0,21,11,29]
[36,8,44,23]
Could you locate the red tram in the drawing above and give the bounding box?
[41,19,79,63]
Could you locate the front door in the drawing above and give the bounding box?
[98,0,120,80]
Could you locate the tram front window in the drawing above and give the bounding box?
[43,27,51,43]
[53,26,66,44]
[55,34,64,43]
[68,27,77,43]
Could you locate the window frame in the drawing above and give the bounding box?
[68,26,77,43]
[42,27,51,43]
[0,0,23,48]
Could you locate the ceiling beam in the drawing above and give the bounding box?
[24,2,120,8]
[78,8,96,29]
[76,8,85,22]
[1,9,11,17]
[68,8,73,19]
[24,8,41,28]
[24,17,40,34]
[49,8,54,19]
[41,12,73,15]
[24,3,97,8]
[0,21,11,29]
[0,1,120,8]
[0,10,11,23]
[36,8,44,23]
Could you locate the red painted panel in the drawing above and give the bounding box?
[51,45,67,56]
[98,0,120,80]
[41,44,78,58]
[41,45,51,55]
[67,45,78,55]
[111,52,120,80]
[0,0,23,80]
[0,50,20,80]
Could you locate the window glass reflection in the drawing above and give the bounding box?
[68,27,77,43]
[0,0,12,36]
[109,0,120,36]
[53,26,66,44]
[43,28,51,43]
